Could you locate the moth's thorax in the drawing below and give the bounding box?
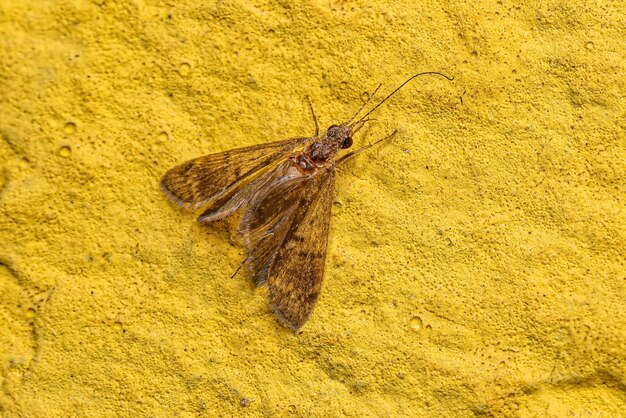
[292,152,331,174]
[306,123,353,163]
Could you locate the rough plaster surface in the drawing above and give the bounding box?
[1,0,624,416]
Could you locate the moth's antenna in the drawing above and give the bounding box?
[347,83,383,124]
[350,72,454,128]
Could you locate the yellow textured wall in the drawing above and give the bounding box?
[1,0,624,416]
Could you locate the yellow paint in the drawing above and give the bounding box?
[1,0,624,416]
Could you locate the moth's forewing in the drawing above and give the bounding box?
[239,165,337,330]
[198,161,292,224]
[160,137,308,210]
[268,169,336,330]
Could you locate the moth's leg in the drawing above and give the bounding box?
[230,256,247,278]
[336,130,398,164]
[352,118,377,135]
[347,83,382,125]
[307,96,319,138]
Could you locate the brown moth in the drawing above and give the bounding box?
[160,72,453,331]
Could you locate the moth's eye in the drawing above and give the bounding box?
[340,136,353,149]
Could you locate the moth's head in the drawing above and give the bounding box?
[325,123,353,149]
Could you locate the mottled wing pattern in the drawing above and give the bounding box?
[197,161,292,224]
[238,162,308,285]
[268,169,336,330]
[160,137,308,210]
[239,164,337,330]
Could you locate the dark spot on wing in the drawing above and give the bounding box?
[291,235,305,243]
[306,291,319,303]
